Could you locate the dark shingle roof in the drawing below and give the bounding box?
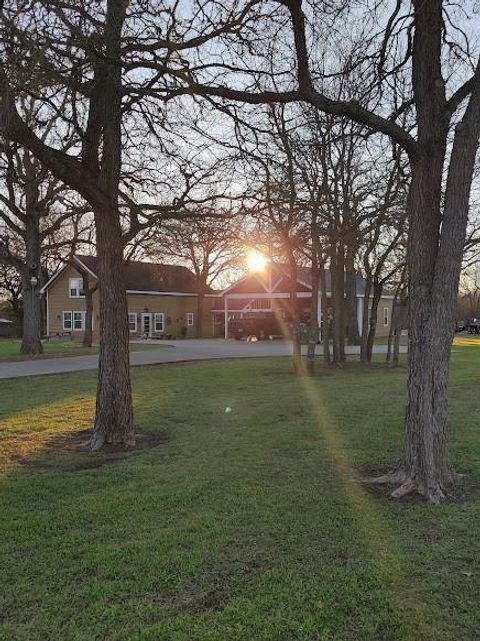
[75,255,213,294]
[272,263,368,296]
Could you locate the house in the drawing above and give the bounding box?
[41,256,394,343]
[41,255,217,341]
[211,263,395,339]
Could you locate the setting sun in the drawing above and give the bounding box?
[247,250,268,272]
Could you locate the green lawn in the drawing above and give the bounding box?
[0,338,167,362]
[0,350,479,640]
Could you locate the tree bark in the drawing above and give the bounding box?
[289,258,302,374]
[331,241,346,363]
[89,0,134,450]
[365,278,382,363]
[319,261,331,365]
[360,275,371,364]
[89,210,134,449]
[82,273,97,348]
[20,273,43,355]
[20,211,43,355]
[306,239,319,376]
[345,242,360,345]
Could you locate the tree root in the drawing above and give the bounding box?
[362,465,406,485]
[362,465,462,503]
[87,427,136,451]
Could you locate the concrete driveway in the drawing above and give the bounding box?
[0,339,406,379]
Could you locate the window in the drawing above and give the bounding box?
[69,277,85,298]
[383,307,389,326]
[63,311,72,331]
[128,312,137,333]
[187,312,194,327]
[73,312,85,330]
[154,313,164,332]
[63,311,85,331]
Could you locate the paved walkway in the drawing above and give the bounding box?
[0,339,406,379]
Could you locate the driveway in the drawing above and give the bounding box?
[0,339,407,379]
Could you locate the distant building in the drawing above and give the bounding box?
[41,256,394,342]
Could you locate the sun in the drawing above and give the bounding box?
[247,250,268,272]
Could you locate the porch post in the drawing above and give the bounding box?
[224,295,228,340]
[357,297,363,335]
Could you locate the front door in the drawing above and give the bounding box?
[141,313,152,336]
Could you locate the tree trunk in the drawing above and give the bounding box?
[288,255,302,374]
[20,273,43,355]
[386,286,400,364]
[366,279,382,362]
[345,243,360,345]
[196,278,207,338]
[306,246,319,376]
[20,213,43,355]
[83,275,96,348]
[89,0,134,450]
[360,275,372,363]
[319,262,331,364]
[290,261,302,374]
[89,211,134,449]
[331,241,346,364]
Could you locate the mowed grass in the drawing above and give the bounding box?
[0,338,165,362]
[0,350,479,641]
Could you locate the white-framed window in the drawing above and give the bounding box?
[128,312,137,333]
[63,311,85,331]
[63,311,72,331]
[69,277,85,298]
[187,312,194,327]
[383,306,389,326]
[154,312,164,332]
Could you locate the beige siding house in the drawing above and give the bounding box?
[42,255,217,341]
[42,256,394,343]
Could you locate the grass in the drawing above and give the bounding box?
[0,338,167,362]
[0,348,479,640]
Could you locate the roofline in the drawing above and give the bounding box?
[39,262,70,294]
[126,290,199,297]
[74,255,98,280]
[220,273,250,295]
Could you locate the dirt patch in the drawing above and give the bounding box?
[21,429,169,473]
[148,557,266,615]
[358,463,480,503]
[46,429,168,453]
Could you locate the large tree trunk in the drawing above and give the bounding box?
[89,0,134,450]
[20,272,43,355]
[89,211,134,449]
[386,0,459,501]
[20,212,43,355]
[82,274,96,348]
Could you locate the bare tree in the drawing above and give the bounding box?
[155,0,480,501]
[0,0,231,448]
[138,209,245,336]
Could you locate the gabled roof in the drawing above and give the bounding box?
[41,254,215,295]
[221,263,369,297]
